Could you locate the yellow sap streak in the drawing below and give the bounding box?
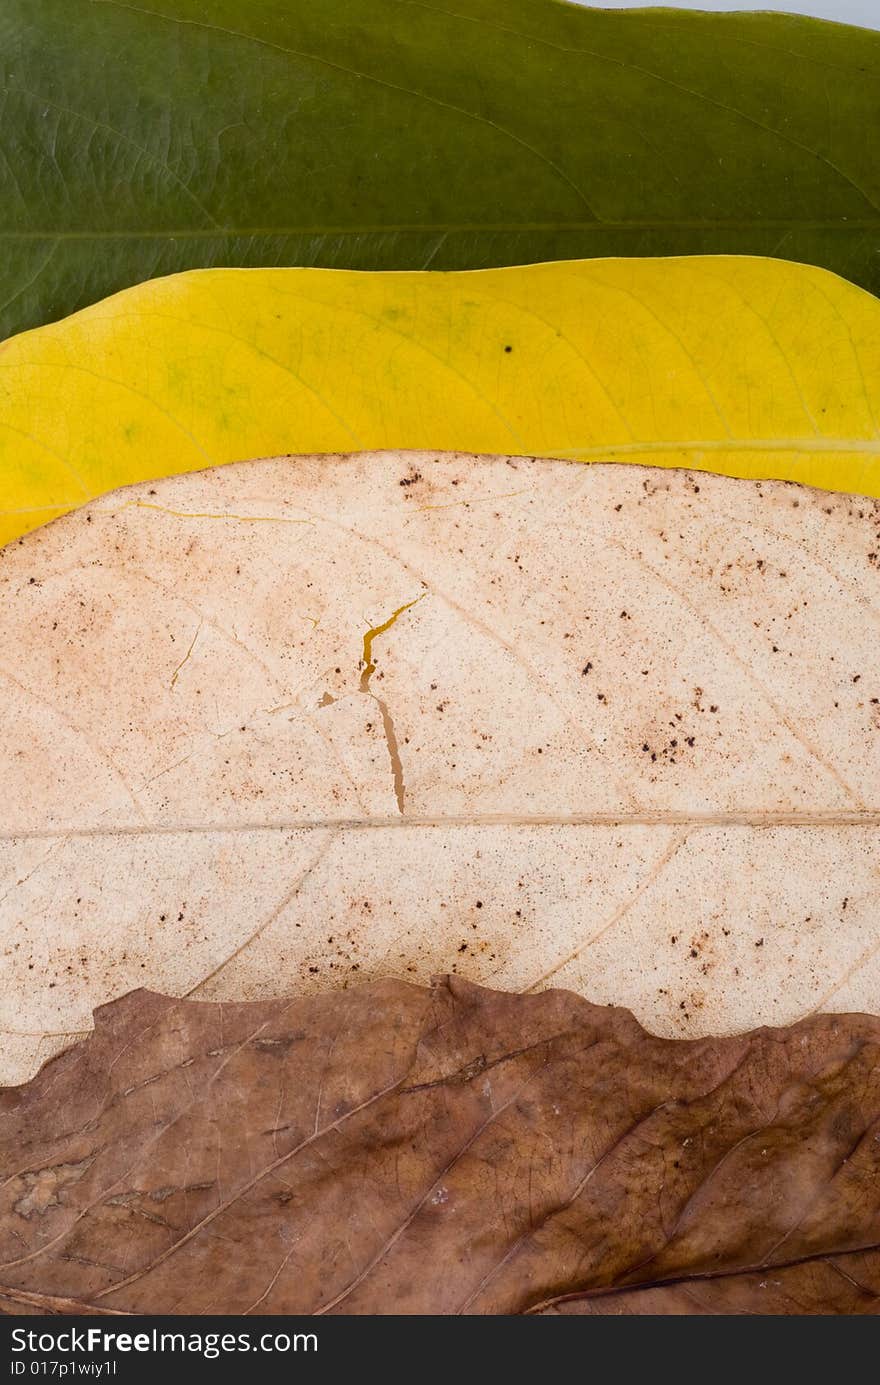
[359,595,426,693]
[117,501,311,524]
[170,624,200,690]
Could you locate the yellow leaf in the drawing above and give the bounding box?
[1,256,879,550]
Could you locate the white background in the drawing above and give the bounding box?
[570,2,878,29]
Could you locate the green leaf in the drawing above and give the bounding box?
[3,0,880,340]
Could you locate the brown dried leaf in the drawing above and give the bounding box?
[0,978,878,1316]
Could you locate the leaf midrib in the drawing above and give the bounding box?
[3,220,879,240]
[3,811,880,842]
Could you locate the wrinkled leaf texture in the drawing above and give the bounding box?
[1,978,879,1315]
[2,1,880,342]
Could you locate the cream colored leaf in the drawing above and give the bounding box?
[1,452,878,1082]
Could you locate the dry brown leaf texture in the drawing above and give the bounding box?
[1,978,880,1316]
[1,452,879,1083]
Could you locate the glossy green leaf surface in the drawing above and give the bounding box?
[2,1,879,340]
